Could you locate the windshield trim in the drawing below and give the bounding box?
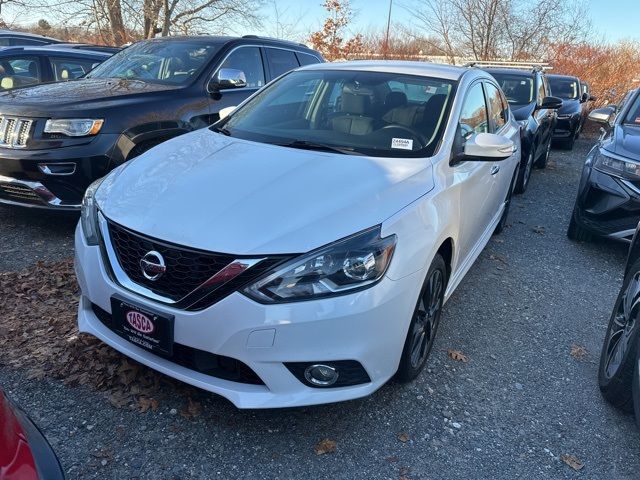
[214,69,459,159]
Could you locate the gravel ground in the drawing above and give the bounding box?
[1,137,638,479]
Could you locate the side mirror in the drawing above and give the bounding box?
[463,133,515,162]
[218,106,236,120]
[581,92,589,103]
[208,68,247,92]
[588,106,616,125]
[539,96,563,110]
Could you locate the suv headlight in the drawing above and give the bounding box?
[81,177,105,246]
[243,226,397,303]
[44,119,104,137]
[594,149,640,180]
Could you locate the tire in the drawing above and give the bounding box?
[494,164,518,235]
[566,208,593,242]
[514,149,533,194]
[633,346,640,427]
[560,136,576,151]
[535,140,551,169]
[396,254,447,383]
[598,258,640,412]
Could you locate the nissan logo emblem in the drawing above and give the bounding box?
[140,250,166,281]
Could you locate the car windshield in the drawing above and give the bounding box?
[489,73,534,105]
[624,92,640,125]
[218,69,456,158]
[549,77,580,100]
[86,41,219,85]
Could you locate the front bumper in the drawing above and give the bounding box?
[0,134,119,209]
[74,225,424,408]
[553,116,579,139]
[572,162,640,240]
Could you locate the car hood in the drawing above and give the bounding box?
[96,129,435,255]
[558,99,581,115]
[0,78,179,116]
[603,124,640,162]
[511,103,535,121]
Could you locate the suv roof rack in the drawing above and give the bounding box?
[241,34,308,49]
[464,60,552,72]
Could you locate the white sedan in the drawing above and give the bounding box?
[75,61,521,408]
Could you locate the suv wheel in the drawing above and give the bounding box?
[566,207,592,242]
[535,140,551,169]
[514,150,533,194]
[396,254,446,383]
[598,260,640,412]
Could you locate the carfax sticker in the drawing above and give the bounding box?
[391,138,414,150]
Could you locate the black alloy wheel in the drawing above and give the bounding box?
[598,260,640,412]
[396,254,447,382]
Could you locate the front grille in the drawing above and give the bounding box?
[0,182,43,205]
[91,303,265,385]
[0,117,33,148]
[105,220,289,310]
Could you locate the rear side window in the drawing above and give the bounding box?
[484,82,507,131]
[50,57,99,81]
[296,52,321,66]
[14,38,48,46]
[459,83,488,139]
[0,56,42,90]
[219,46,265,88]
[265,48,299,78]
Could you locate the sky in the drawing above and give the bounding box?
[247,0,640,43]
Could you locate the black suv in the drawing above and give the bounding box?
[0,30,62,47]
[548,74,595,150]
[479,64,562,193]
[568,88,640,242]
[0,36,322,210]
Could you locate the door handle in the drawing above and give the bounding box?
[490,165,500,175]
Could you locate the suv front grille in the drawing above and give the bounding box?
[0,117,33,148]
[104,220,289,311]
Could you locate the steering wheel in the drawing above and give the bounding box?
[380,124,427,148]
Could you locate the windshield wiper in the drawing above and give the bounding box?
[279,140,362,155]
[211,126,231,136]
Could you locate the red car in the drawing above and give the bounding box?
[0,390,64,480]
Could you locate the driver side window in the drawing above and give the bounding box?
[459,83,488,139]
[218,47,265,89]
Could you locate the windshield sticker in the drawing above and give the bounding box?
[391,138,414,150]
[425,86,437,94]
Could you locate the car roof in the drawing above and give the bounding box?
[547,73,579,81]
[0,45,111,58]
[298,60,468,81]
[0,29,61,42]
[481,67,537,77]
[137,34,316,51]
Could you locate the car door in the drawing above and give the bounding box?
[484,81,518,219]
[533,74,554,156]
[453,81,496,261]
[207,45,267,122]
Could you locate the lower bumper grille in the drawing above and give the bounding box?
[0,182,43,205]
[91,303,265,385]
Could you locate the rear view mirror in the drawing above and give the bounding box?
[539,96,563,110]
[208,68,247,92]
[218,106,236,120]
[463,133,515,162]
[589,106,616,125]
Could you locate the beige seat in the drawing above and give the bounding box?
[0,77,13,90]
[383,91,424,127]
[330,92,374,135]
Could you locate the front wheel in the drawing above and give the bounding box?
[396,254,447,383]
[514,149,533,194]
[598,259,640,412]
[535,140,551,169]
[566,207,593,242]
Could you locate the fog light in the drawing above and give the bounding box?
[304,364,339,386]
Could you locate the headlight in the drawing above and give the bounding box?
[594,149,640,180]
[44,119,104,137]
[243,226,397,303]
[81,177,105,246]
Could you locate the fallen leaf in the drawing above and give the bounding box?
[385,455,399,463]
[397,432,410,443]
[180,398,202,419]
[561,454,584,471]
[570,344,587,360]
[532,225,546,234]
[314,439,337,455]
[447,349,469,363]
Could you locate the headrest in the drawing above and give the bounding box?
[1,77,13,90]
[341,92,369,115]
[386,91,407,109]
[61,68,69,80]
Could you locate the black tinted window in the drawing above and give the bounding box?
[490,72,534,105]
[0,56,41,90]
[219,47,265,88]
[50,57,100,81]
[296,52,321,66]
[266,48,299,78]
